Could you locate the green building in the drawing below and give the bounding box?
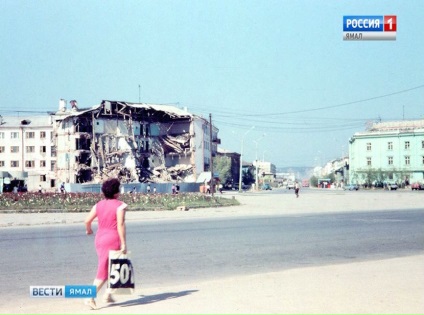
[348,120,424,186]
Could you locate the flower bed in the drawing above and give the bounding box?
[0,192,239,212]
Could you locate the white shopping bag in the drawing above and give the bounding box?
[107,250,135,294]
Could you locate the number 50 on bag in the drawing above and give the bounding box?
[107,250,135,294]
[109,259,135,288]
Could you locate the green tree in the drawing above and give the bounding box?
[213,156,232,185]
[310,175,318,187]
[356,168,387,187]
[322,172,336,184]
[242,168,255,184]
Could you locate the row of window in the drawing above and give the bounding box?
[0,131,51,139]
[0,146,56,156]
[0,160,56,170]
[366,156,424,166]
[366,140,424,151]
[203,140,210,151]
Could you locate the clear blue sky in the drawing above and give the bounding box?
[1,0,423,167]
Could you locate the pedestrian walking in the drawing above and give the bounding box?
[172,183,176,194]
[295,181,300,198]
[84,178,128,309]
[147,184,151,193]
[153,186,157,194]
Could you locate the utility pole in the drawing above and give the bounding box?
[138,85,141,103]
[239,126,255,192]
[253,133,266,191]
[209,113,214,197]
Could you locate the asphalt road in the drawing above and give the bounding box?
[1,207,423,304]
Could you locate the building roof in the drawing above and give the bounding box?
[217,147,240,155]
[0,115,52,128]
[52,100,193,119]
[353,119,424,138]
[368,119,424,132]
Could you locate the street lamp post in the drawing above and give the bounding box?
[262,150,267,162]
[239,126,255,192]
[341,145,346,184]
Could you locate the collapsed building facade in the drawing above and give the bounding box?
[52,100,219,184]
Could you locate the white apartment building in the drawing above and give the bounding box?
[0,116,56,192]
[253,160,276,176]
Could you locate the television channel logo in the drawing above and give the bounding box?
[343,15,396,40]
[30,285,96,298]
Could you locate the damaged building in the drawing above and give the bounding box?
[52,100,220,185]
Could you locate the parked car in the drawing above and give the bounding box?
[286,181,295,190]
[261,183,272,190]
[411,182,424,190]
[385,182,398,190]
[373,181,384,188]
[344,184,359,191]
[232,183,250,191]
